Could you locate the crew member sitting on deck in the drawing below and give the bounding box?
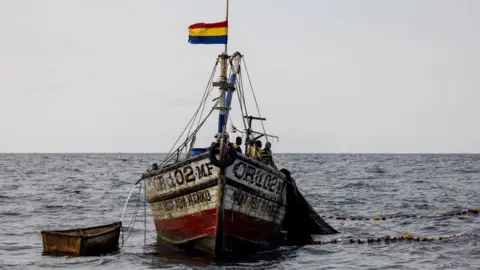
[262,142,277,169]
[233,136,243,153]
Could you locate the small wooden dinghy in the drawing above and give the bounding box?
[41,221,122,256]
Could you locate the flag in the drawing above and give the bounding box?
[188,21,228,45]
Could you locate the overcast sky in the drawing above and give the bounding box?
[1,0,479,153]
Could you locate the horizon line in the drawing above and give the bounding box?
[1,152,480,155]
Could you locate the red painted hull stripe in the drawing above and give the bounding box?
[154,208,217,241]
[154,208,281,246]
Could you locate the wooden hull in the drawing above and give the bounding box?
[41,222,121,256]
[145,153,287,256]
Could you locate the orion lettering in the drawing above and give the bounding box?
[232,161,283,195]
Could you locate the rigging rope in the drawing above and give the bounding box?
[159,99,221,168]
[192,58,219,136]
[158,61,221,168]
[235,75,248,134]
[184,59,219,153]
[242,57,269,142]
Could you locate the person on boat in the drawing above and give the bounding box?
[246,139,254,157]
[233,136,243,153]
[261,142,277,169]
[253,140,263,161]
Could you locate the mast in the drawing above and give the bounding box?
[214,2,230,258]
[216,0,229,134]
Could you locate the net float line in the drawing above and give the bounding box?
[312,233,480,245]
[322,207,479,221]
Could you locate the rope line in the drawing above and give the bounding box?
[160,101,219,168]
[233,82,247,134]
[121,183,142,247]
[234,63,248,133]
[195,59,220,130]
[242,57,268,143]
[280,172,479,238]
[311,233,480,246]
[322,208,479,221]
[279,174,411,236]
[144,181,147,246]
[159,59,220,168]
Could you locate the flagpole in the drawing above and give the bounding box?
[225,0,229,54]
[216,0,229,135]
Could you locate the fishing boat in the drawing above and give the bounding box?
[139,0,337,257]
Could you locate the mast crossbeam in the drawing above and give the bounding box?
[243,116,266,121]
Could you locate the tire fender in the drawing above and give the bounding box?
[209,142,237,169]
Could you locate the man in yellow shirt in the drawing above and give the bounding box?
[233,136,243,153]
[252,140,263,161]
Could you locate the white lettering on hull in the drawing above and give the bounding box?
[225,160,286,198]
[146,157,219,200]
[151,186,218,221]
[223,185,286,224]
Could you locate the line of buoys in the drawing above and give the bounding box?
[322,207,479,221]
[312,233,480,245]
